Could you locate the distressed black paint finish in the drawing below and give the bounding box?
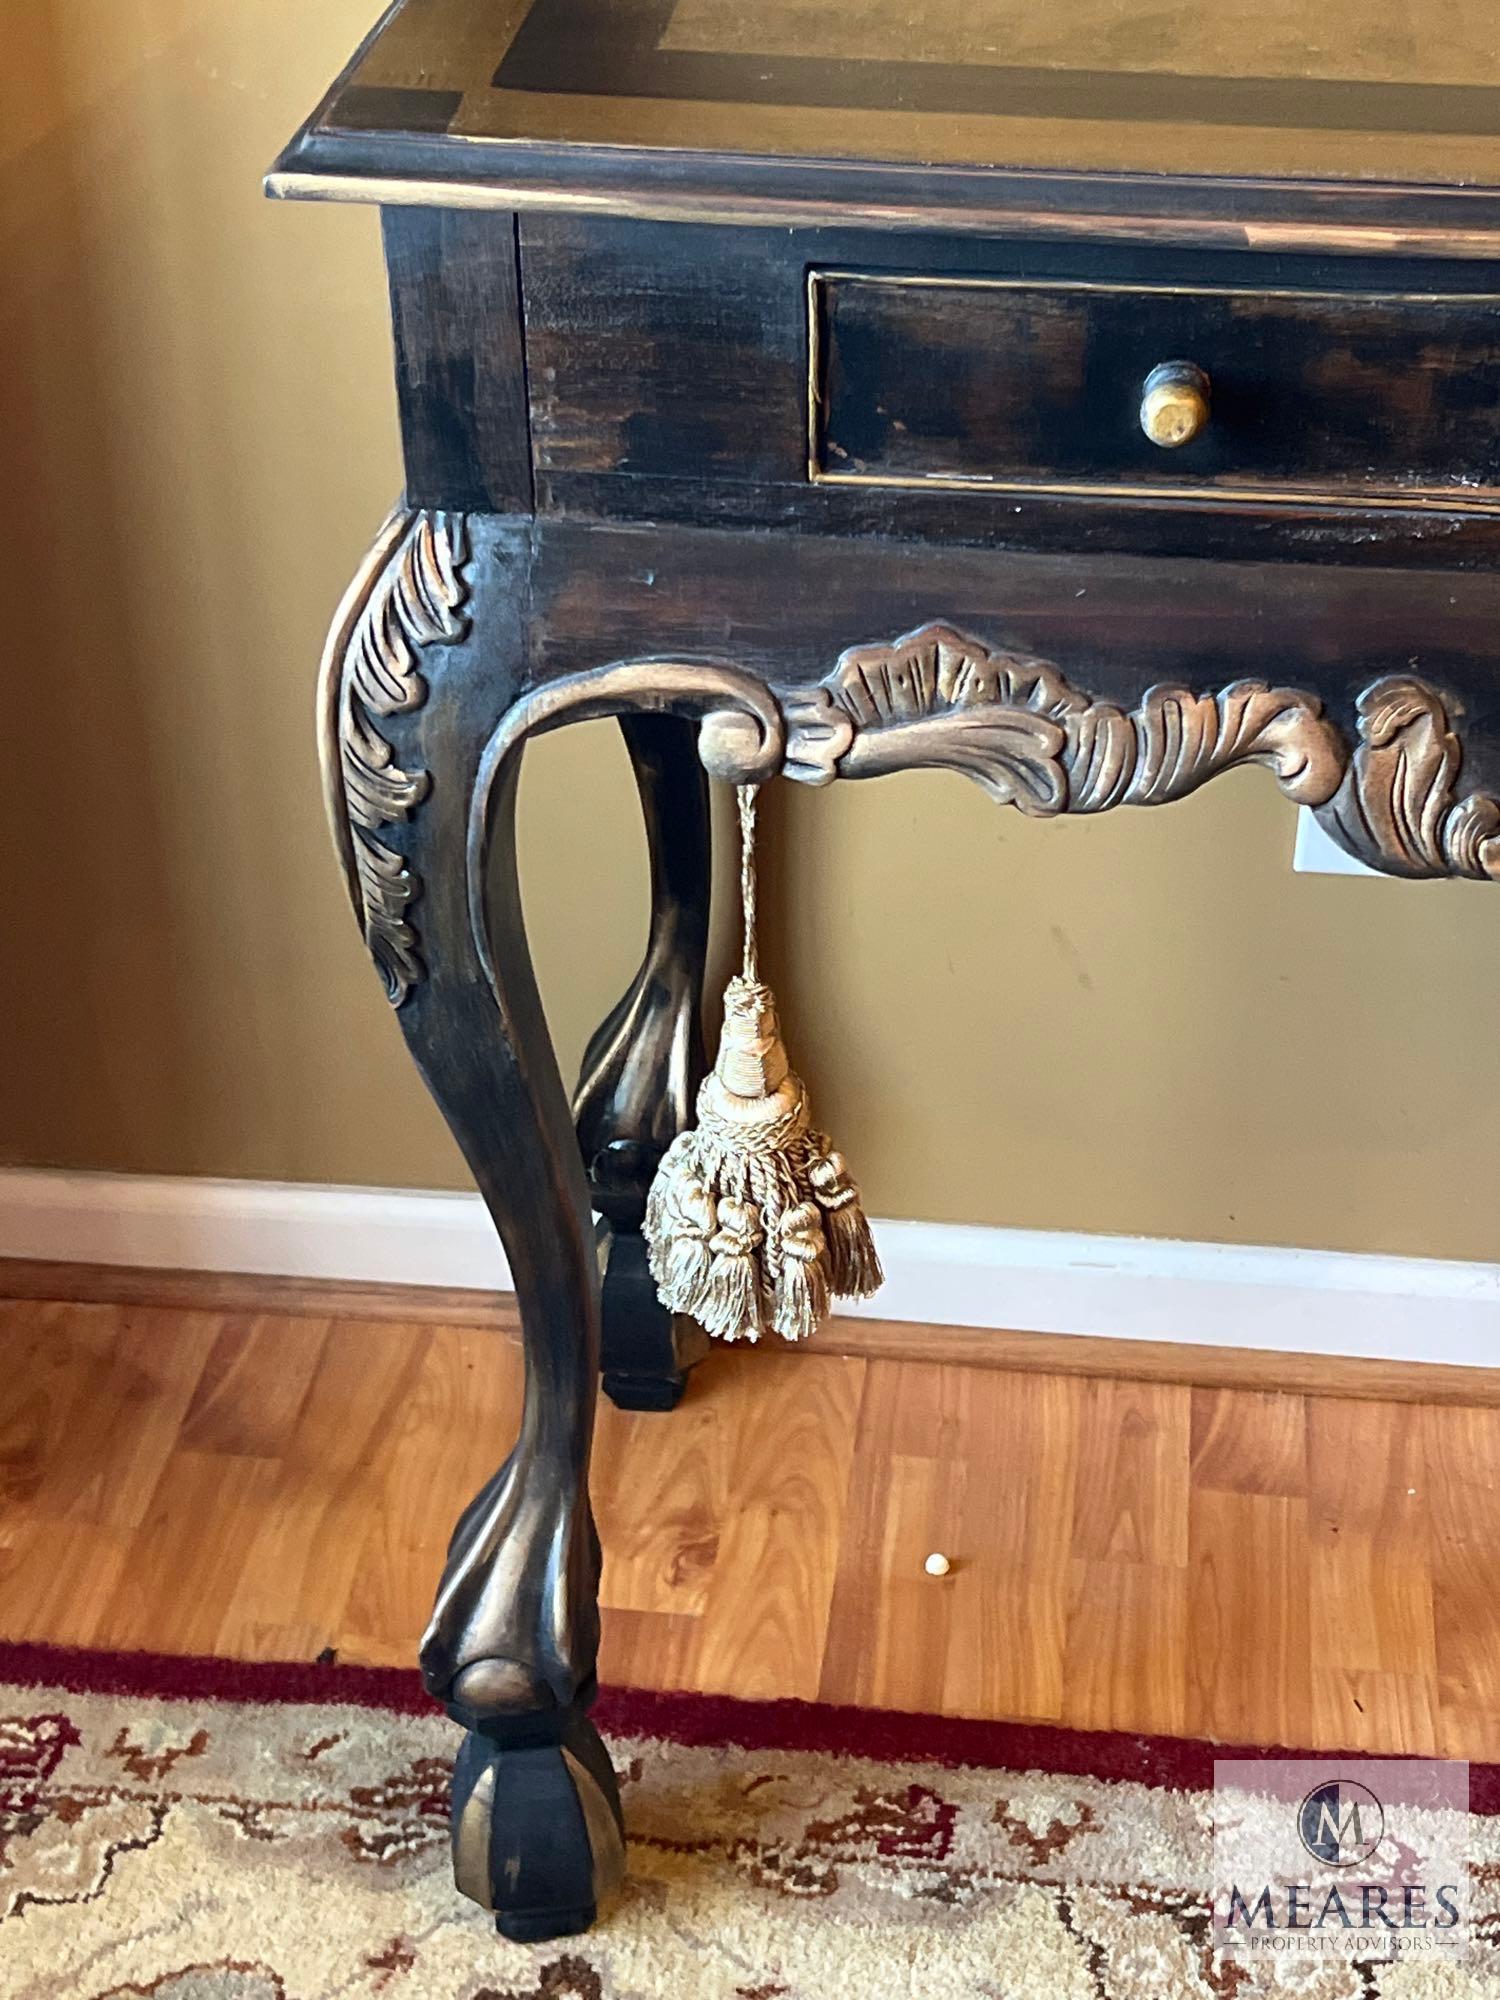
[573,714,712,1410]
[383,207,533,515]
[815,270,1500,503]
[372,526,625,1939]
[372,203,1500,564]
[596,1224,706,1411]
[521,214,1500,563]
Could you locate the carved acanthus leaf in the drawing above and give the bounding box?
[781,624,1346,818]
[1317,677,1500,879]
[322,509,473,1005]
[342,511,468,830]
[1122,682,1345,809]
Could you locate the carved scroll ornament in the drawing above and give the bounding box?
[779,622,1347,816]
[1318,677,1500,879]
[778,622,1500,883]
[319,509,472,1005]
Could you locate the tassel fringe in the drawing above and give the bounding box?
[809,1151,883,1297]
[645,1108,881,1342]
[699,1197,768,1343]
[773,1203,831,1341]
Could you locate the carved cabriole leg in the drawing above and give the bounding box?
[321,511,615,1941]
[573,715,712,1412]
[420,730,622,1941]
[453,664,779,1938]
[321,510,785,1939]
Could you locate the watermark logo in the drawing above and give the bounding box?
[1297,1779,1384,1868]
[1215,1758,1468,1967]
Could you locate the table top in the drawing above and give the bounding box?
[270,0,1500,244]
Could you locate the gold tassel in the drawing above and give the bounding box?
[644,786,883,1343]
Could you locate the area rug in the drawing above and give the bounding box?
[1,1642,1496,1999]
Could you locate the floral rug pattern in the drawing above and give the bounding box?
[1,1649,1496,1998]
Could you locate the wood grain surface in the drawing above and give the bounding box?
[7,1260,1500,1406]
[4,1282,1499,1758]
[521,216,1500,565]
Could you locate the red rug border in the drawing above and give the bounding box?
[3,1638,1494,1812]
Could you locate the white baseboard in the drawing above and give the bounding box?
[0,1167,1495,1370]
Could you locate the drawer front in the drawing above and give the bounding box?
[811,270,1500,511]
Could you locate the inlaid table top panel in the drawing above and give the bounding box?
[270,0,1500,236]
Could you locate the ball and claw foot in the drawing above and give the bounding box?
[449,1696,626,1943]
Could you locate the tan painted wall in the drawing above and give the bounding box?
[5,0,1499,1263]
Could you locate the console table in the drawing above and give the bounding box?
[271,0,1500,1942]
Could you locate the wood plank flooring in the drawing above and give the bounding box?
[3,1291,1500,1758]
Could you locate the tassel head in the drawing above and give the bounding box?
[713,977,790,1099]
[698,977,809,1150]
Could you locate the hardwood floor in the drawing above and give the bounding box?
[3,1289,1499,1759]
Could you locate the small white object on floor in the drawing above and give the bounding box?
[924,1552,951,1577]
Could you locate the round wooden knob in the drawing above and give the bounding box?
[1139,362,1211,449]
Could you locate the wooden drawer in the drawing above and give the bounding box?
[809,270,1500,512]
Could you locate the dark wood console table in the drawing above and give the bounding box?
[271,0,1500,1941]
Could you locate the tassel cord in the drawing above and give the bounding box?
[738,784,759,983]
